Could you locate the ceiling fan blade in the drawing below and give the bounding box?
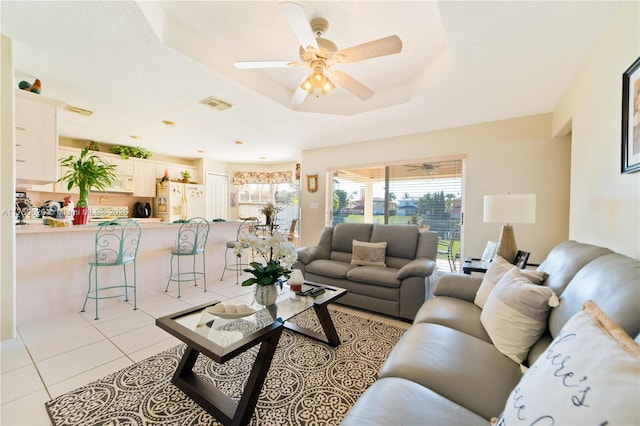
[331,70,374,101]
[291,84,308,105]
[234,60,303,69]
[280,2,318,51]
[335,35,402,64]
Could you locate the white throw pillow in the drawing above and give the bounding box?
[474,255,546,308]
[496,300,640,425]
[480,267,559,363]
[351,240,387,267]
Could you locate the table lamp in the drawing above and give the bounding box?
[483,194,536,263]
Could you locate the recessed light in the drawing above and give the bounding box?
[260,156,267,160]
[235,140,243,145]
[197,149,206,154]
[64,105,93,116]
[129,135,142,140]
[162,120,176,126]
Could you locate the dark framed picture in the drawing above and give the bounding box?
[621,56,640,174]
[514,250,530,269]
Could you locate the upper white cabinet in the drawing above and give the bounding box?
[133,159,157,197]
[15,90,64,184]
[103,153,134,176]
[156,162,199,183]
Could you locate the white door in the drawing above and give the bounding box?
[206,172,229,220]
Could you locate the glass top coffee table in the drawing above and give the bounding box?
[156,282,346,426]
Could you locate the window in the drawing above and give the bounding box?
[330,159,463,240]
[237,182,300,231]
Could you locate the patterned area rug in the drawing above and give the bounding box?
[45,309,406,425]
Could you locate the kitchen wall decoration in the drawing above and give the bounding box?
[307,174,318,193]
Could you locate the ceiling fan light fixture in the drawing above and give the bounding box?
[300,64,335,97]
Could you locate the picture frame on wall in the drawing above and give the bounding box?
[621,56,640,174]
[306,174,318,193]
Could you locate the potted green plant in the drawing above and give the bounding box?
[180,170,191,183]
[58,147,118,225]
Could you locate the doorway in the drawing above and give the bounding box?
[206,172,229,220]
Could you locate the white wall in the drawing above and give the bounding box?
[300,113,571,265]
[552,1,640,259]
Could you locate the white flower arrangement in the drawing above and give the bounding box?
[234,231,298,287]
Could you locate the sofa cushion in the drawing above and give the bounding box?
[351,240,387,266]
[498,301,640,426]
[305,259,357,280]
[341,377,486,426]
[346,265,400,288]
[331,223,372,253]
[474,255,546,308]
[536,240,612,296]
[413,296,491,343]
[371,224,419,259]
[480,267,559,363]
[378,323,523,420]
[548,252,640,339]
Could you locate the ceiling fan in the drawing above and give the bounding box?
[405,163,438,174]
[234,1,403,105]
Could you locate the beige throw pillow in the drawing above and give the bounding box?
[474,255,547,308]
[351,240,387,267]
[497,300,640,425]
[480,267,559,363]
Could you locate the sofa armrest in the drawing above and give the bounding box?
[397,257,436,280]
[433,273,483,303]
[296,246,330,264]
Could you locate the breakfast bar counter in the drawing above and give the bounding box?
[16,220,241,327]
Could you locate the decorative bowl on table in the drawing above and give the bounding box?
[205,303,256,319]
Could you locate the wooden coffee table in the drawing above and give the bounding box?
[156,282,346,426]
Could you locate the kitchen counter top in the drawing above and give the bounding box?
[15,219,235,234]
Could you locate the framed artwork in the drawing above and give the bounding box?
[306,174,318,193]
[514,250,530,269]
[621,56,640,174]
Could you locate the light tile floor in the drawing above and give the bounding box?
[0,274,412,426]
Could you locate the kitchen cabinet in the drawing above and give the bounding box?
[101,152,134,176]
[15,90,64,184]
[55,147,80,194]
[156,162,199,183]
[133,159,157,197]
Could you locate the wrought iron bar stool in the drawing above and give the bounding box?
[220,217,259,284]
[165,217,210,298]
[82,219,142,320]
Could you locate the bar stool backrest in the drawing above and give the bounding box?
[238,217,259,239]
[176,217,210,255]
[93,219,142,265]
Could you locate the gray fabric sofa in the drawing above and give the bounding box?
[341,241,640,425]
[293,223,438,320]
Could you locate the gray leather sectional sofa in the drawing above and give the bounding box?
[341,241,640,425]
[293,223,438,320]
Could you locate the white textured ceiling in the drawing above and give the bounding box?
[1,1,620,164]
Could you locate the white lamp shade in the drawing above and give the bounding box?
[483,194,536,224]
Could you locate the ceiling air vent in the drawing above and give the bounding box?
[199,97,232,112]
[64,105,94,116]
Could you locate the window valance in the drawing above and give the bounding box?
[232,170,293,185]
